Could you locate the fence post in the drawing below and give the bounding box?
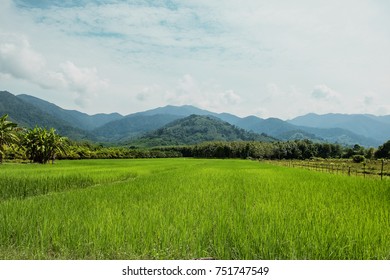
[348,166,351,176]
[363,163,366,178]
[381,159,384,180]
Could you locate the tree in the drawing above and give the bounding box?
[0,114,19,163]
[375,140,390,159]
[22,127,69,164]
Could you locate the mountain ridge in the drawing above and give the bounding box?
[0,91,94,140]
[289,113,390,142]
[0,90,387,147]
[17,94,123,131]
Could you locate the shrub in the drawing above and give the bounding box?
[352,155,365,163]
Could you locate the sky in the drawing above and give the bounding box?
[0,0,389,119]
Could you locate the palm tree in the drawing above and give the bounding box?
[0,114,19,163]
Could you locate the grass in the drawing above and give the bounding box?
[0,158,389,259]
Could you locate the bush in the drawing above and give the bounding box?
[352,155,365,163]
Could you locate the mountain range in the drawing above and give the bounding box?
[1,90,389,147]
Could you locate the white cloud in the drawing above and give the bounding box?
[311,85,340,101]
[136,85,161,102]
[60,61,109,106]
[0,32,108,108]
[363,95,374,106]
[160,74,242,113]
[221,90,241,105]
[0,33,46,80]
[355,92,390,116]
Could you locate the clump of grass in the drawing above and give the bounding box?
[0,160,139,200]
[0,174,94,200]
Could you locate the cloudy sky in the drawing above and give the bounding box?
[0,0,389,119]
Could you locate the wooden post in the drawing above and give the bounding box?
[363,163,366,178]
[381,159,384,180]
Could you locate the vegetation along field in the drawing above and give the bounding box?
[0,158,389,260]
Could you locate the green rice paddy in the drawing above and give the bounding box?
[0,159,389,259]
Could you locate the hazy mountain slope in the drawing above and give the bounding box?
[377,115,390,124]
[133,104,241,124]
[96,105,242,141]
[131,115,276,147]
[289,113,390,142]
[93,114,182,142]
[298,126,381,147]
[233,114,380,146]
[235,117,296,135]
[135,105,211,116]
[18,94,123,130]
[0,91,93,140]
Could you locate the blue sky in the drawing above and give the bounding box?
[1,0,389,119]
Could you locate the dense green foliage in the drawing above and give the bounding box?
[0,159,388,259]
[21,127,69,164]
[0,114,70,164]
[57,142,182,160]
[0,114,19,163]
[160,140,374,160]
[375,140,390,159]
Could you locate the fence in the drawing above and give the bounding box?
[266,159,389,180]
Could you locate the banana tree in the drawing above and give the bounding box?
[22,127,69,164]
[0,114,19,163]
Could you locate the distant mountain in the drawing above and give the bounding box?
[223,114,380,146]
[131,115,276,147]
[297,127,381,147]
[135,105,211,117]
[0,91,93,140]
[92,114,182,142]
[18,94,122,131]
[235,117,297,136]
[134,104,242,124]
[289,113,390,142]
[95,105,242,142]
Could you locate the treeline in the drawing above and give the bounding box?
[57,142,182,160]
[58,139,389,161]
[4,138,390,162]
[58,140,390,162]
[160,140,387,161]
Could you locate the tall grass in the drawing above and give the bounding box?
[0,159,389,259]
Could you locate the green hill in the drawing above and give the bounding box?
[131,114,276,147]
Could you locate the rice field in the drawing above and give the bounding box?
[0,158,389,259]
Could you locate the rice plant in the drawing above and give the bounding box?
[0,159,388,259]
